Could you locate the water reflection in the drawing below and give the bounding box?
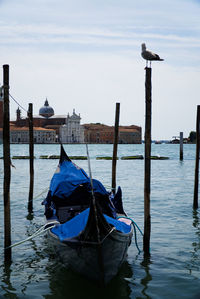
[26,211,34,221]
[191,209,200,268]
[1,212,47,297]
[44,259,133,299]
[1,261,18,298]
[193,209,200,231]
[185,210,200,299]
[140,255,152,299]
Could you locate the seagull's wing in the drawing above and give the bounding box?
[142,50,159,60]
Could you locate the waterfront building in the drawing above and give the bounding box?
[14,99,67,136]
[39,99,54,118]
[83,123,142,144]
[10,99,84,143]
[59,109,84,143]
[0,98,142,144]
[10,125,56,143]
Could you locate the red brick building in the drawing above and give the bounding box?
[83,123,142,144]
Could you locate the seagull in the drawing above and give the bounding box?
[141,43,164,67]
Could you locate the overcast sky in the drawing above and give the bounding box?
[0,0,200,140]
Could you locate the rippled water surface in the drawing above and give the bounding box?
[0,144,200,298]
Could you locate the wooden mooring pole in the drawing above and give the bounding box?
[28,103,34,212]
[180,132,183,161]
[143,67,152,255]
[3,64,11,260]
[112,102,120,194]
[193,105,200,209]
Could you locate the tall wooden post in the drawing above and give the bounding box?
[143,67,152,255]
[3,64,11,260]
[112,102,120,194]
[193,105,200,209]
[28,103,34,212]
[180,132,183,161]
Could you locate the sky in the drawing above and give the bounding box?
[0,0,200,140]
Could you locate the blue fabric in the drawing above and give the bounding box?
[50,160,108,199]
[51,208,131,241]
[52,208,90,240]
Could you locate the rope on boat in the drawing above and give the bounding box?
[27,186,49,203]
[104,185,115,190]
[117,216,143,253]
[4,221,57,250]
[2,216,143,253]
[32,187,49,200]
[79,227,116,245]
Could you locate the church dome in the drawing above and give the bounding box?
[39,99,54,118]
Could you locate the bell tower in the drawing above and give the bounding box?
[16,107,21,121]
[16,107,22,126]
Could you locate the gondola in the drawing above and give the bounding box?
[42,145,133,284]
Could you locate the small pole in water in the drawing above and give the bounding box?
[3,64,12,261]
[193,105,200,209]
[144,67,152,255]
[28,103,34,212]
[112,102,120,194]
[180,132,183,161]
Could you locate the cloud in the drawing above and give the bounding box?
[0,21,200,65]
[1,0,200,139]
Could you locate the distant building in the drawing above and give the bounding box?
[118,126,142,144]
[59,109,84,143]
[10,99,84,143]
[83,124,142,144]
[8,99,84,143]
[10,125,56,144]
[13,99,67,136]
[39,99,54,118]
[0,98,142,144]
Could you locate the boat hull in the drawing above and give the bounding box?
[47,225,133,284]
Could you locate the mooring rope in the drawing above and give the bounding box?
[4,221,57,250]
[19,186,49,204]
[9,93,28,113]
[32,187,49,200]
[1,215,143,254]
[117,215,143,253]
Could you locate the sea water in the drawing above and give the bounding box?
[0,143,200,299]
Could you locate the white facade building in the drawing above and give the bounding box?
[10,127,56,143]
[59,109,84,143]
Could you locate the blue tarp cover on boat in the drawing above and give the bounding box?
[51,208,131,241]
[50,160,108,199]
